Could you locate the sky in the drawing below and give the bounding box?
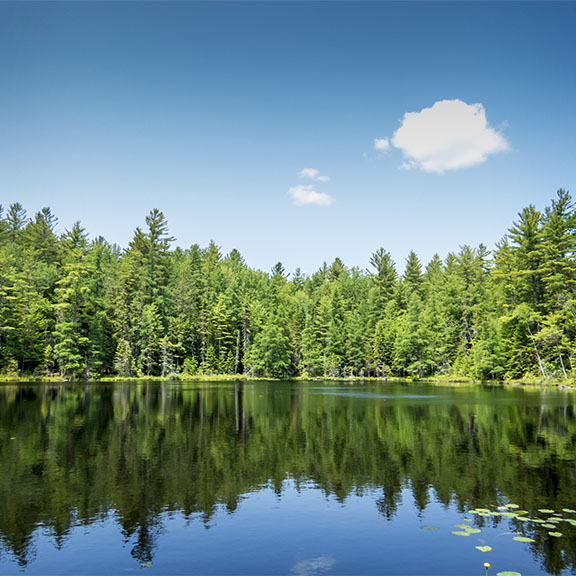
[1,1,575,276]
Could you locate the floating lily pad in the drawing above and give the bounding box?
[496,572,522,576]
[541,523,556,529]
[547,517,562,523]
[420,525,439,531]
[562,508,576,514]
[548,532,563,537]
[513,536,535,543]
[501,512,518,518]
[475,545,492,552]
[452,531,471,536]
[140,562,153,568]
[538,509,554,514]
[506,504,520,509]
[476,508,491,513]
[463,518,473,522]
[453,523,470,530]
[466,528,482,534]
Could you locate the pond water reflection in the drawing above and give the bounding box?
[0,381,575,575]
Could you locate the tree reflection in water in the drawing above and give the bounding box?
[0,381,575,573]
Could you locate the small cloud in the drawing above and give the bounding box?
[288,185,333,206]
[386,99,509,173]
[374,137,391,153]
[298,167,329,181]
[299,168,320,179]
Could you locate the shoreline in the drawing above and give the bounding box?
[1,374,575,389]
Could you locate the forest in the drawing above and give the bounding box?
[0,189,575,382]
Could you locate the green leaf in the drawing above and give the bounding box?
[541,523,556,529]
[475,546,492,552]
[548,532,562,537]
[451,531,471,536]
[538,508,554,514]
[513,536,535,543]
[140,562,153,568]
[420,525,439,531]
[496,572,522,576]
[562,508,576,514]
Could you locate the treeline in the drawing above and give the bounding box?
[0,189,575,380]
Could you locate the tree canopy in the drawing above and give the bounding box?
[1,191,575,381]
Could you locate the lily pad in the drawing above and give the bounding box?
[452,531,471,536]
[420,525,439,531]
[506,504,520,509]
[475,545,492,552]
[538,509,555,514]
[548,532,563,537]
[140,562,153,568]
[513,536,535,543]
[501,512,518,518]
[453,523,470,530]
[466,528,482,534]
[496,572,522,576]
[562,508,576,514]
[541,523,556,529]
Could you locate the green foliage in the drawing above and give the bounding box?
[1,190,576,380]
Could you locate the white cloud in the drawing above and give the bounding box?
[299,167,330,181]
[288,185,333,206]
[374,137,391,153]
[390,99,509,173]
[299,168,320,179]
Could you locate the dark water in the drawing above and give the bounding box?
[1,381,575,575]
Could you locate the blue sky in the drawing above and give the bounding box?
[1,1,575,275]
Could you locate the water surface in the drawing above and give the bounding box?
[1,381,575,575]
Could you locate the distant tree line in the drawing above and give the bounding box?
[0,189,575,381]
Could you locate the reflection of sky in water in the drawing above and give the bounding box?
[2,482,557,575]
[291,556,335,576]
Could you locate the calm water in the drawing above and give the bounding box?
[1,381,575,575]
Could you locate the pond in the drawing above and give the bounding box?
[0,380,575,575]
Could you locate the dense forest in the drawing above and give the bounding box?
[0,189,575,381]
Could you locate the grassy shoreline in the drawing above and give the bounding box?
[1,373,575,389]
